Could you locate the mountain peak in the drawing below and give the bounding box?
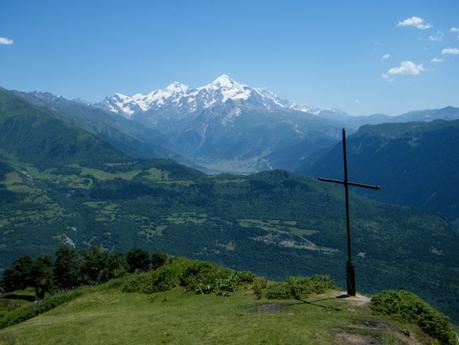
[97,75,339,118]
[208,74,240,88]
[165,82,189,92]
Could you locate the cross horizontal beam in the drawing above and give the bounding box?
[318,177,381,190]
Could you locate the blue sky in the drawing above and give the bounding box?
[1,0,458,115]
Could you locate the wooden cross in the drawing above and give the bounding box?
[318,128,380,296]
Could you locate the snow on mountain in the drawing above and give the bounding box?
[97,74,330,121]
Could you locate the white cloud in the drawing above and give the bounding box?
[382,53,390,60]
[431,57,443,63]
[397,16,431,30]
[450,27,459,39]
[429,31,444,42]
[381,73,394,82]
[0,36,13,45]
[384,60,425,79]
[441,47,459,55]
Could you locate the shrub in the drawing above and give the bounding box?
[151,251,168,270]
[286,275,335,300]
[180,261,232,293]
[265,275,335,300]
[120,273,151,293]
[232,271,256,283]
[126,248,150,273]
[252,278,267,299]
[265,283,291,299]
[193,283,213,295]
[143,266,181,294]
[371,291,457,345]
[118,257,259,298]
[120,257,195,294]
[214,278,238,295]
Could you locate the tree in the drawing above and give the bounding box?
[30,255,54,298]
[81,247,128,284]
[99,251,128,281]
[54,245,82,289]
[126,248,150,273]
[1,256,33,292]
[81,246,107,284]
[151,251,168,270]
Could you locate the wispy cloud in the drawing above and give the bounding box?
[397,16,431,30]
[431,57,443,63]
[0,36,14,45]
[450,27,459,38]
[382,53,390,60]
[382,60,425,81]
[429,31,443,42]
[441,47,459,55]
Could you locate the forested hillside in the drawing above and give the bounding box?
[303,120,459,221]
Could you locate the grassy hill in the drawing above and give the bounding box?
[0,257,456,345]
[0,89,458,323]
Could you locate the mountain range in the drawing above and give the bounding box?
[8,75,459,175]
[96,75,346,173]
[93,75,459,173]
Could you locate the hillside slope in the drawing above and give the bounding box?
[9,89,181,162]
[1,257,455,345]
[302,120,459,221]
[0,289,436,345]
[0,90,458,322]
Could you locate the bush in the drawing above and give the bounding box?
[118,258,244,296]
[286,275,335,300]
[232,271,256,283]
[252,278,267,299]
[180,261,232,294]
[126,248,150,273]
[265,275,335,300]
[371,291,457,345]
[120,273,151,293]
[214,278,238,296]
[151,251,168,270]
[143,266,181,294]
[265,283,291,299]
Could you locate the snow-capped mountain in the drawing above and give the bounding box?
[97,74,323,121]
[95,75,347,173]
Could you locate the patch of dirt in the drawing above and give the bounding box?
[335,332,380,345]
[359,320,387,329]
[335,292,371,306]
[255,303,284,313]
[357,320,422,345]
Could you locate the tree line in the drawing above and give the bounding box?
[1,246,168,298]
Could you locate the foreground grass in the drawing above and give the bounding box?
[0,288,426,345]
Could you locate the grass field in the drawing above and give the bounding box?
[0,288,430,345]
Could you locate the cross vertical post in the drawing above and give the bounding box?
[318,128,380,296]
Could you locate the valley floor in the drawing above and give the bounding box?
[0,288,429,345]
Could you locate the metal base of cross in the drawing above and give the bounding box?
[346,260,356,296]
